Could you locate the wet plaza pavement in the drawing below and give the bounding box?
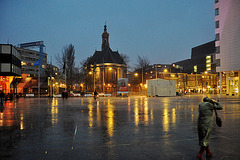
[0,95,240,160]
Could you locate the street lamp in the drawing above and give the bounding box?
[89,71,95,92]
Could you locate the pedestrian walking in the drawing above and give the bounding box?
[62,91,65,99]
[0,90,5,106]
[65,91,68,99]
[94,90,98,100]
[197,97,223,160]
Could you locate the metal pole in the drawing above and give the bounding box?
[50,56,53,97]
[142,67,143,92]
[65,65,67,91]
[220,72,222,95]
[103,65,105,93]
[38,43,43,98]
[239,71,240,96]
[38,68,40,98]
[93,66,95,92]
[156,64,157,79]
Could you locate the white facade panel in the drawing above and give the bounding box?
[216,0,240,72]
[1,63,11,72]
[1,45,11,54]
[147,79,176,97]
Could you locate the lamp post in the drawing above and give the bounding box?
[155,64,157,79]
[108,67,112,93]
[142,67,143,86]
[93,64,96,92]
[89,71,94,92]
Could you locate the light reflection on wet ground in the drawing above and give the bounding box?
[0,95,240,160]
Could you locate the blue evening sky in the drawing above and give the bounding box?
[0,0,215,69]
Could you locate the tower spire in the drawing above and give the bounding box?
[102,23,109,50]
[104,21,107,33]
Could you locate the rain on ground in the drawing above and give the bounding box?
[1,95,240,160]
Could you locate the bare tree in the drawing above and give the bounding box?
[133,55,151,85]
[56,44,76,90]
[79,56,93,91]
[120,53,130,65]
[135,55,150,69]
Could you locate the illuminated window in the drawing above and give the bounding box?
[194,65,197,73]
[206,56,211,71]
[21,61,27,66]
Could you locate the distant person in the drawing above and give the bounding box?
[65,91,68,99]
[62,91,65,99]
[94,90,98,100]
[0,90,4,106]
[197,97,222,160]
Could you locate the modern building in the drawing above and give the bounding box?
[173,41,217,74]
[12,46,48,94]
[191,41,217,74]
[215,0,240,95]
[87,24,127,93]
[0,44,21,93]
[16,47,47,77]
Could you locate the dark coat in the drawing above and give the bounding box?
[0,91,4,98]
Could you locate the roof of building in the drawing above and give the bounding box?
[89,25,125,65]
[90,46,125,65]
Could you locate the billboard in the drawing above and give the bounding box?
[118,78,128,93]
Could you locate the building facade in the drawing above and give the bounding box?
[215,0,240,95]
[16,47,47,77]
[147,66,218,94]
[191,41,217,74]
[173,41,217,74]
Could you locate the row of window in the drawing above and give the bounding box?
[215,5,220,42]
[0,45,21,60]
[22,57,47,64]
[20,51,47,58]
[22,68,38,72]
[215,0,219,44]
